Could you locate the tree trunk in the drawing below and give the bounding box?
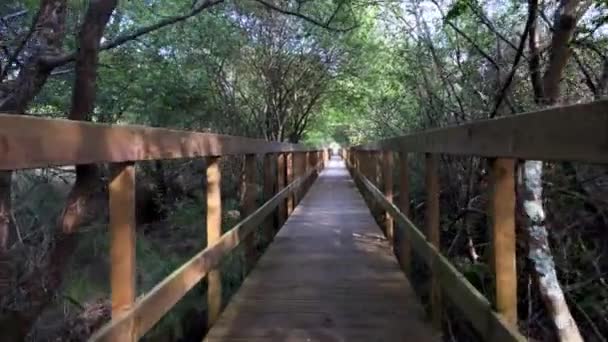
[0,0,68,254]
[60,0,118,233]
[523,0,584,340]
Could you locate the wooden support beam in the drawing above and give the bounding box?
[263,153,276,239]
[398,152,411,275]
[243,154,257,275]
[353,169,525,342]
[490,158,517,325]
[286,152,294,216]
[425,153,442,330]
[277,153,287,228]
[382,151,394,244]
[109,162,136,342]
[305,151,311,192]
[0,114,319,171]
[206,156,222,329]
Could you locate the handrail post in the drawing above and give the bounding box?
[305,151,311,191]
[382,150,394,243]
[490,158,518,325]
[398,152,411,275]
[109,162,136,341]
[277,153,287,229]
[206,156,222,328]
[243,154,257,275]
[263,153,276,241]
[425,153,442,331]
[286,152,294,216]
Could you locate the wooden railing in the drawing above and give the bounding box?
[345,100,608,341]
[0,114,329,341]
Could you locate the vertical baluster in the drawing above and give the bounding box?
[243,154,257,275]
[305,151,311,192]
[286,152,294,216]
[398,152,411,275]
[490,158,517,324]
[206,156,222,328]
[277,153,287,228]
[425,153,441,330]
[263,153,276,240]
[109,162,136,341]
[382,151,394,243]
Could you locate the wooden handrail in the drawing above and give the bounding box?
[351,100,608,163]
[350,167,525,342]
[345,101,608,340]
[0,114,330,341]
[0,114,318,170]
[90,162,322,341]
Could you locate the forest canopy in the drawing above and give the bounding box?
[1,0,607,341]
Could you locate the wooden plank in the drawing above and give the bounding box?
[398,152,411,275]
[263,153,276,238]
[109,162,136,341]
[286,153,294,216]
[382,150,394,243]
[0,114,319,170]
[352,170,525,341]
[243,154,258,275]
[277,153,287,229]
[489,158,517,324]
[207,157,222,328]
[90,163,317,341]
[352,100,608,163]
[205,159,435,341]
[425,153,442,330]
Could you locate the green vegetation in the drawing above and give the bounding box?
[1,0,608,340]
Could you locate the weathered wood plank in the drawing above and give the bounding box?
[89,166,316,341]
[205,158,435,342]
[425,153,442,330]
[243,154,257,275]
[490,158,517,324]
[353,100,608,163]
[0,114,317,170]
[353,168,525,342]
[263,153,276,237]
[108,162,136,342]
[398,152,411,275]
[382,150,394,243]
[277,153,287,228]
[207,157,222,328]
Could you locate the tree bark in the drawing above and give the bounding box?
[59,0,117,234]
[0,0,68,254]
[524,0,584,340]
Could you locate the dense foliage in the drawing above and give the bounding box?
[1,0,607,340]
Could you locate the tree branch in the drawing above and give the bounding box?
[42,0,226,68]
[252,0,357,33]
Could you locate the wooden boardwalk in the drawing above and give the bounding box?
[205,158,436,341]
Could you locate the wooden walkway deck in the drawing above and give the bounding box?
[205,158,436,341]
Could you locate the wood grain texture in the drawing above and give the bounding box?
[89,163,317,341]
[352,168,525,341]
[398,152,411,276]
[263,153,276,237]
[490,158,517,324]
[0,114,318,170]
[352,100,608,163]
[425,153,442,330]
[277,153,287,228]
[382,150,394,243]
[109,162,136,342]
[286,153,294,216]
[243,154,257,275]
[207,157,222,328]
[205,158,436,342]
